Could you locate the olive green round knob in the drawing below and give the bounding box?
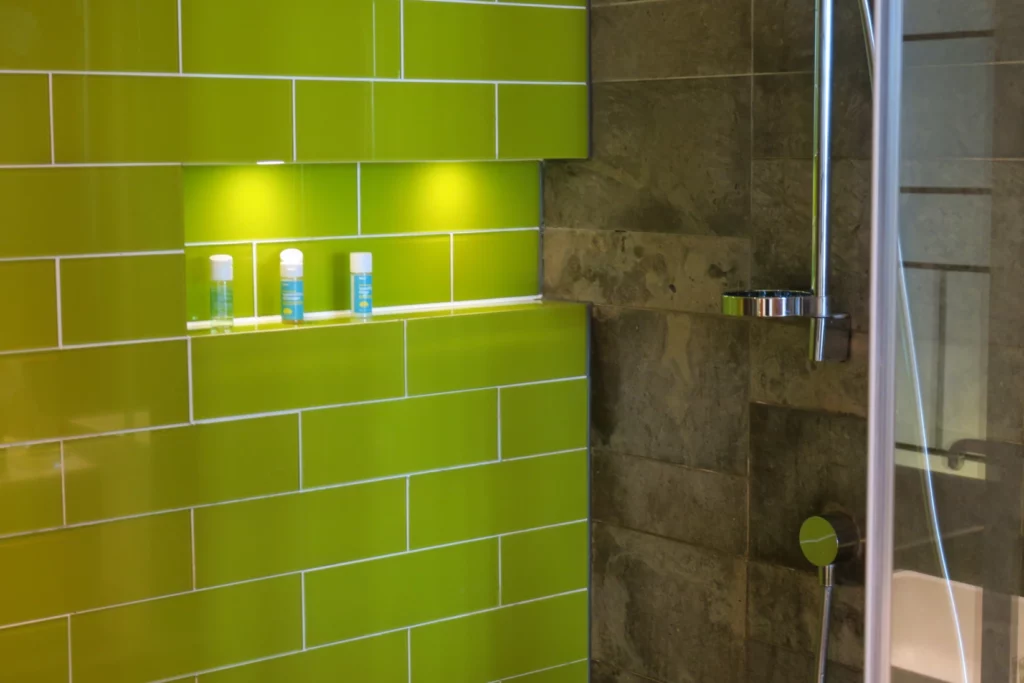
[799,513,859,568]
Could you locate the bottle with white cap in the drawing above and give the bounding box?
[350,252,373,318]
[280,248,304,323]
[209,254,234,330]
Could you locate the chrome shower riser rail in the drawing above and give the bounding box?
[721,0,849,362]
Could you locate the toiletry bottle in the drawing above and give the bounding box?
[209,254,234,330]
[280,248,304,323]
[350,252,373,317]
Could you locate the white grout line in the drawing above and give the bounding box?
[496,389,502,461]
[0,69,587,83]
[405,477,411,550]
[0,156,567,171]
[176,0,183,73]
[449,234,455,302]
[251,241,259,317]
[0,249,185,264]
[184,226,538,248]
[372,3,378,78]
[186,337,195,423]
[494,83,500,159]
[399,0,405,78]
[0,334,192,357]
[47,74,55,164]
[502,659,589,682]
[59,441,67,525]
[297,413,304,489]
[0,451,587,543]
[407,629,412,683]
[301,573,308,649]
[189,509,197,589]
[54,258,63,347]
[0,376,585,451]
[0,525,588,635]
[356,163,362,235]
[66,616,73,682]
[291,80,298,161]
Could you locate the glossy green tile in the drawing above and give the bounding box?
[374,0,402,78]
[72,576,302,683]
[0,75,51,164]
[409,451,587,548]
[453,231,539,301]
[507,661,588,683]
[500,379,587,458]
[201,631,407,683]
[195,480,405,587]
[0,341,189,444]
[0,0,177,71]
[295,81,373,161]
[303,391,497,487]
[404,2,587,82]
[499,85,589,160]
[53,76,292,163]
[255,236,450,316]
[361,162,540,235]
[0,619,69,683]
[0,443,63,535]
[0,166,184,258]
[0,260,58,352]
[191,322,403,419]
[186,244,255,322]
[307,540,498,644]
[65,416,299,524]
[0,512,191,627]
[406,304,587,394]
[184,164,358,242]
[374,82,494,161]
[411,592,588,683]
[501,523,587,604]
[183,0,386,77]
[61,254,186,345]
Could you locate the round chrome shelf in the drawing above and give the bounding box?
[722,290,817,318]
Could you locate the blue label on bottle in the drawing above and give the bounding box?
[210,284,234,321]
[352,273,373,316]
[281,279,304,322]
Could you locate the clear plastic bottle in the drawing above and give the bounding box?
[350,252,373,317]
[280,248,304,323]
[209,255,234,331]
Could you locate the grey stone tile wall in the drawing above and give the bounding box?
[544,0,1024,680]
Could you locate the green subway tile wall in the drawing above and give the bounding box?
[411,592,588,683]
[1,0,589,679]
[453,230,540,301]
[409,450,588,548]
[302,391,498,486]
[305,540,499,644]
[194,481,406,587]
[0,619,69,683]
[0,443,63,536]
[0,260,58,352]
[200,631,408,683]
[60,254,187,345]
[64,416,300,524]
[0,75,52,164]
[361,162,540,235]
